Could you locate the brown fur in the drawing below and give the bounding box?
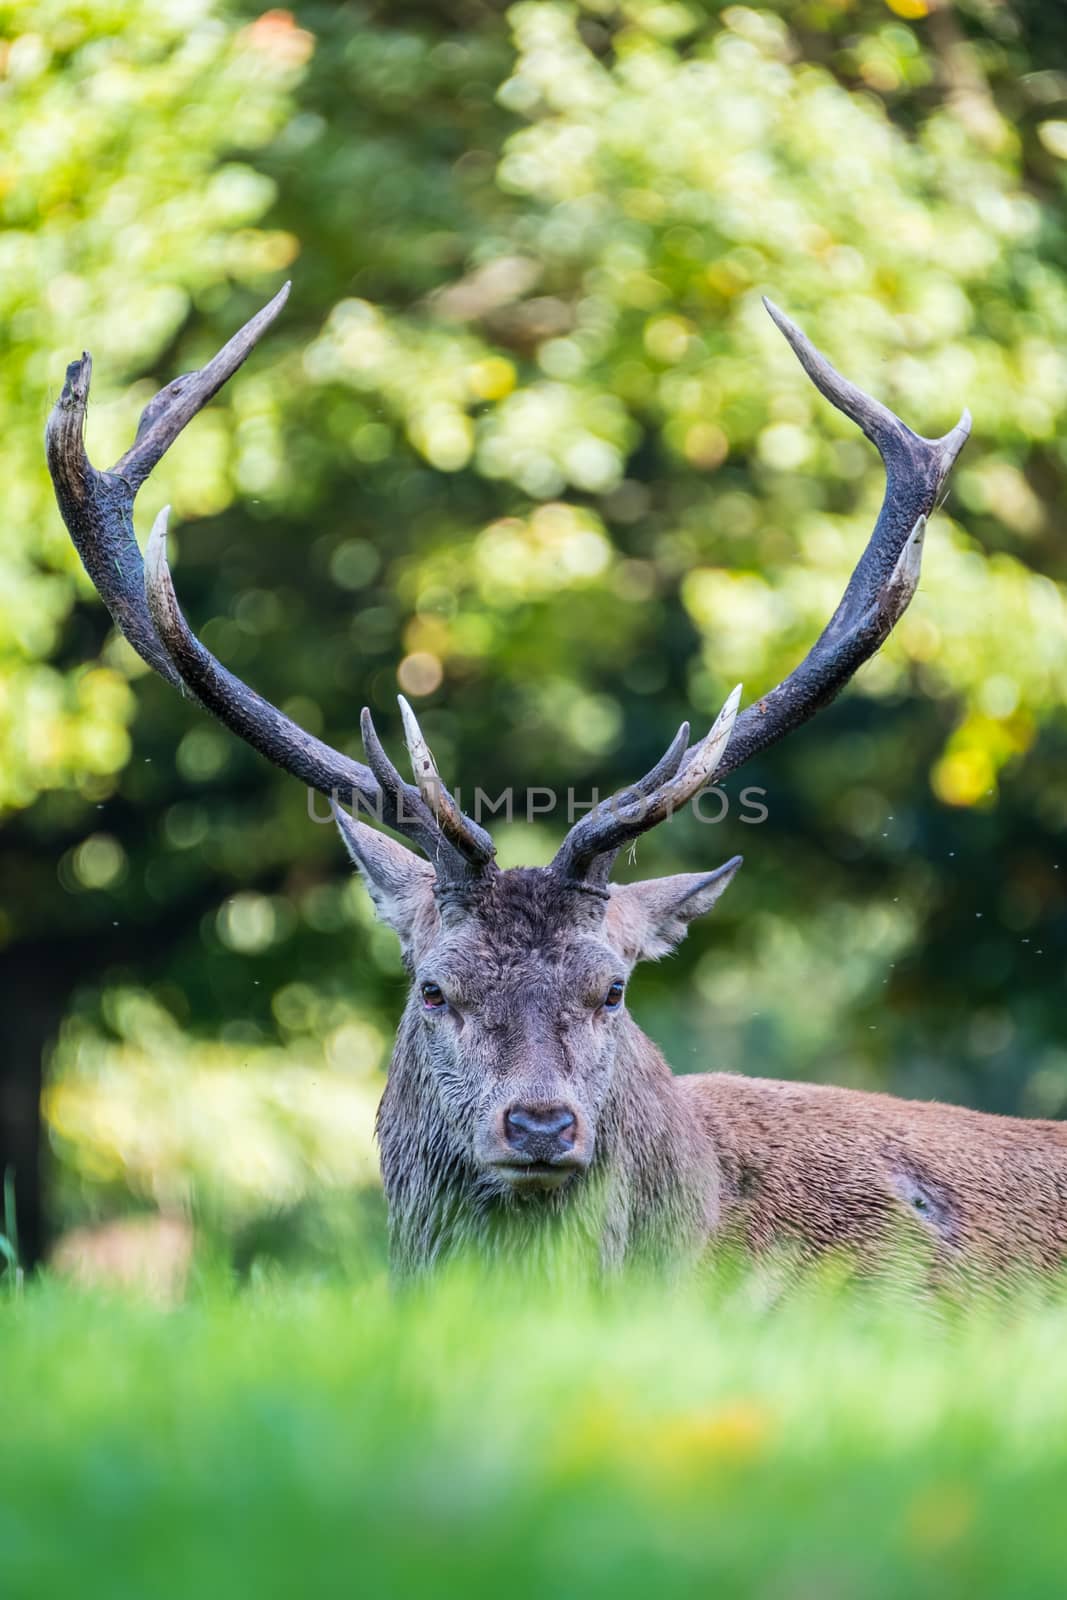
[690,1074,1067,1271]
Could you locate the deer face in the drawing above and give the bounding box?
[337,818,741,1194]
[411,906,627,1190]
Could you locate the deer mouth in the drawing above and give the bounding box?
[492,1159,584,1192]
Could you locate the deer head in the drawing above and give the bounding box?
[46,285,969,1202]
[334,804,743,1192]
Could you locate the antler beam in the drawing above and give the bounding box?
[551,299,971,883]
[714,300,970,778]
[45,287,494,879]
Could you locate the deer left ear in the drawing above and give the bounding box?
[604,856,742,963]
[333,804,436,954]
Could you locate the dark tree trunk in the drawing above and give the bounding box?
[0,950,58,1270]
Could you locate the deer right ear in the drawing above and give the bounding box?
[333,806,436,950]
[604,856,743,964]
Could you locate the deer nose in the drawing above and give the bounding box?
[504,1102,578,1159]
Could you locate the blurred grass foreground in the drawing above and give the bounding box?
[6,1263,1067,1598]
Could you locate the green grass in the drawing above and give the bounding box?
[3,1258,1067,1598]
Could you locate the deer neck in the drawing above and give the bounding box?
[377,1008,719,1276]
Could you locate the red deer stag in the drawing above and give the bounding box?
[48,286,1067,1278]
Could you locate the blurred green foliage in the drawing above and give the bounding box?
[1,0,1066,1253]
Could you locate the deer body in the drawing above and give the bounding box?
[50,286,1066,1283]
[693,1075,1067,1272]
[385,1050,1067,1276]
[374,864,1067,1276]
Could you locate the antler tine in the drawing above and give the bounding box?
[563,720,697,883]
[397,696,496,867]
[550,720,691,884]
[47,290,494,882]
[618,721,691,805]
[115,282,293,492]
[46,286,292,686]
[762,299,970,491]
[357,706,446,859]
[358,704,494,874]
[553,688,741,883]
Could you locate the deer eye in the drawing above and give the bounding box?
[602,981,625,1011]
[420,982,447,1011]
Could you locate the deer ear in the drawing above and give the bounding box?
[604,856,742,963]
[333,806,436,950]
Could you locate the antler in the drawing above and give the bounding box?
[48,290,969,891]
[552,687,744,887]
[552,299,971,885]
[45,286,494,880]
